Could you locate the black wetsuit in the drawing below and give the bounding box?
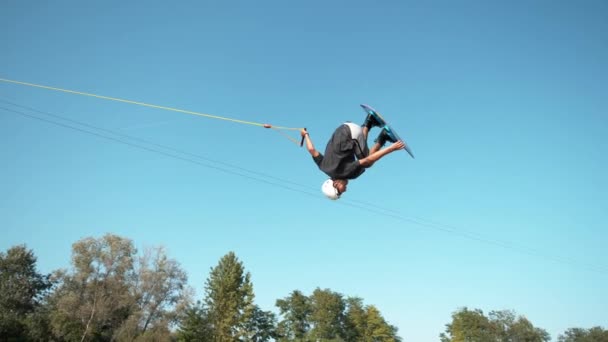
[313,124,368,180]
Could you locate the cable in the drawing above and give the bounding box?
[0,106,320,198]
[0,97,404,215]
[1,100,607,275]
[0,77,302,143]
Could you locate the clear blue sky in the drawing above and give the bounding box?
[1,1,607,340]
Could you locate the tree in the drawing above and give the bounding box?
[177,297,276,341]
[204,251,256,342]
[276,290,312,341]
[115,246,190,339]
[276,290,401,342]
[440,308,497,342]
[343,297,400,342]
[558,326,608,342]
[48,234,137,341]
[242,305,277,342]
[490,310,550,342]
[176,301,211,341]
[362,305,401,342]
[343,297,366,341]
[0,245,52,340]
[440,308,550,342]
[308,288,346,341]
[48,234,190,341]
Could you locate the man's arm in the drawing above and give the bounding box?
[359,141,405,168]
[301,129,320,157]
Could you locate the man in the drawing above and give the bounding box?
[301,110,405,200]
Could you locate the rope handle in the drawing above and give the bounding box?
[300,128,307,147]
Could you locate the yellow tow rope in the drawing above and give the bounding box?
[0,77,303,145]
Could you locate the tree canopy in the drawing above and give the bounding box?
[440,308,550,342]
[0,245,52,340]
[1,235,604,341]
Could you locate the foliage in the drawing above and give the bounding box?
[309,288,346,340]
[46,234,189,341]
[489,310,550,342]
[176,301,211,341]
[204,251,256,341]
[440,308,550,342]
[275,288,400,342]
[241,305,278,342]
[558,326,608,342]
[131,246,190,334]
[276,290,312,341]
[7,236,603,342]
[362,305,401,342]
[0,245,53,341]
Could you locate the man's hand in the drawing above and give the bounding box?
[359,140,405,168]
[389,140,405,151]
[302,129,319,157]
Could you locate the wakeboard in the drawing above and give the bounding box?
[360,104,414,158]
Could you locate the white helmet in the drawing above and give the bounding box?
[321,179,340,200]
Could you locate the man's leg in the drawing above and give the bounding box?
[362,125,370,140]
[374,128,398,150]
[362,112,384,131]
[362,112,385,153]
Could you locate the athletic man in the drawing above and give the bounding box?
[301,110,405,199]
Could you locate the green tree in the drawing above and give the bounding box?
[204,251,255,342]
[48,234,190,341]
[344,297,366,341]
[440,308,496,342]
[23,300,55,341]
[490,310,550,342]
[309,288,346,341]
[114,246,190,340]
[343,297,400,342]
[558,326,608,342]
[276,290,312,341]
[49,234,137,341]
[176,301,211,341]
[0,245,52,340]
[242,305,277,342]
[276,290,401,342]
[362,305,400,342]
[441,308,550,342]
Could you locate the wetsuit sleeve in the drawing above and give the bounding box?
[313,153,324,167]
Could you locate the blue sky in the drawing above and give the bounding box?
[1,0,607,340]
